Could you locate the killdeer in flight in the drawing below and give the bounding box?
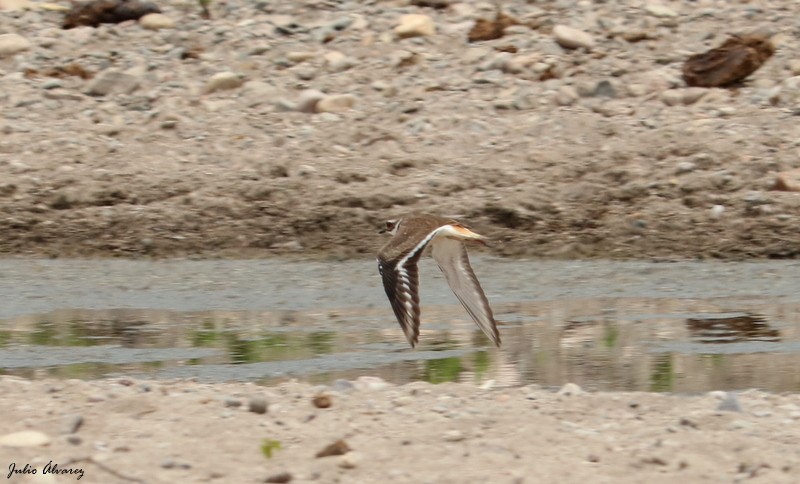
[377,214,500,348]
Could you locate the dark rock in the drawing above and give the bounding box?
[249,397,268,414]
[312,394,332,409]
[265,472,293,483]
[682,34,775,87]
[63,0,161,29]
[315,439,351,458]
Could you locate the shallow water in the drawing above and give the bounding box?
[2,258,800,392]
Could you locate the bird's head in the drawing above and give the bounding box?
[378,219,401,235]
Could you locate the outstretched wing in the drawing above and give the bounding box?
[377,231,439,347]
[430,237,500,347]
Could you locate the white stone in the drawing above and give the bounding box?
[315,94,357,113]
[338,452,361,469]
[394,14,436,39]
[139,13,175,30]
[645,4,678,18]
[0,430,51,447]
[323,51,356,72]
[204,72,245,94]
[557,382,584,396]
[552,25,595,50]
[0,33,31,58]
[660,89,684,106]
[681,87,707,105]
[295,89,325,113]
[443,430,465,442]
[675,161,696,174]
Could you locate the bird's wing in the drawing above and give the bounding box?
[430,237,500,346]
[377,229,441,347]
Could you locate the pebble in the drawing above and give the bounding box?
[392,396,414,406]
[85,70,141,96]
[710,205,726,219]
[294,89,325,113]
[316,439,351,458]
[552,25,595,50]
[338,452,361,469]
[0,33,31,58]
[161,458,191,469]
[286,51,316,64]
[265,472,293,483]
[0,430,51,447]
[204,72,246,94]
[558,383,584,396]
[312,394,332,409]
[555,86,579,106]
[224,398,242,408]
[675,161,696,174]
[394,14,436,39]
[323,51,356,72]
[139,13,175,30]
[660,90,684,107]
[316,94,356,113]
[61,414,84,434]
[249,396,268,414]
[443,430,465,442]
[645,4,678,18]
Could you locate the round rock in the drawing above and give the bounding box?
[553,25,595,50]
[139,13,175,30]
[0,33,32,58]
[394,14,436,39]
[204,72,246,94]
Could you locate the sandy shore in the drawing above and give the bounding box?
[1,376,798,483]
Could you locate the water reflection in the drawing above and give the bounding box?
[686,313,781,344]
[0,298,799,392]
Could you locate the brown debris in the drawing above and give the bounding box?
[467,6,520,43]
[410,0,450,8]
[494,45,518,54]
[24,63,94,79]
[62,0,161,29]
[682,34,775,88]
[315,439,351,458]
[312,394,332,409]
